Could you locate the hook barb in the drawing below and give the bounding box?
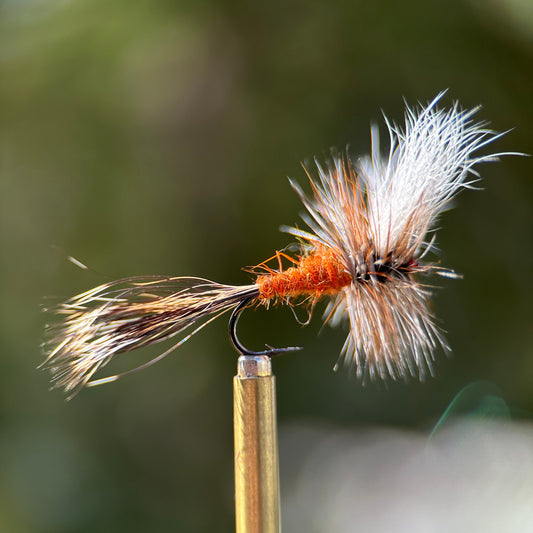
[229,297,303,357]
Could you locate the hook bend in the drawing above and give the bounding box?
[229,297,303,357]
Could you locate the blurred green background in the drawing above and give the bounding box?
[0,0,531,531]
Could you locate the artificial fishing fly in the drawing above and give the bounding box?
[42,92,511,397]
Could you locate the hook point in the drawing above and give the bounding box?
[229,298,303,357]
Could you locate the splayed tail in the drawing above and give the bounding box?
[41,277,259,397]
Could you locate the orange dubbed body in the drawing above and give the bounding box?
[256,249,352,301]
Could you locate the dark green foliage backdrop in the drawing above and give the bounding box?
[0,1,531,531]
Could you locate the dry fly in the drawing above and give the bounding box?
[42,92,512,397]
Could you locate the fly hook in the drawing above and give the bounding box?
[229,297,303,357]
